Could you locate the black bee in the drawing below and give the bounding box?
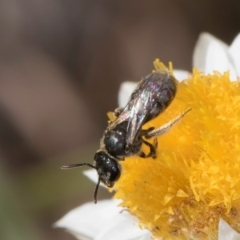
[61,69,191,203]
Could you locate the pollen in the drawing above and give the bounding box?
[114,60,240,239]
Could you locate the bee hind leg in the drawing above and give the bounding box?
[145,108,192,139]
[141,127,155,136]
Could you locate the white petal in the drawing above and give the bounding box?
[229,33,240,77]
[55,200,121,239]
[55,199,151,240]
[118,82,137,108]
[193,33,237,80]
[83,169,98,184]
[218,219,240,240]
[173,70,189,82]
[193,33,228,70]
[95,210,151,240]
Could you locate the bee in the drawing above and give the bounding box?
[61,69,191,203]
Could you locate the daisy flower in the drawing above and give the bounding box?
[56,33,240,240]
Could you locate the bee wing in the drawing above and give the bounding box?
[108,80,153,145]
[108,79,145,130]
[108,107,131,130]
[125,90,152,144]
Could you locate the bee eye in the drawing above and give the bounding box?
[104,128,125,156]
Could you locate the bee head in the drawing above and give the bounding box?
[94,151,121,188]
[61,151,121,204]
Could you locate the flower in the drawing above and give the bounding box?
[56,33,240,240]
[115,61,240,240]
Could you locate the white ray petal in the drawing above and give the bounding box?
[193,33,237,80]
[83,169,98,184]
[55,199,151,240]
[229,33,240,77]
[218,219,240,240]
[173,70,189,82]
[95,209,151,240]
[118,81,137,108]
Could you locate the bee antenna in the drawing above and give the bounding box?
[61,163,96,170]
[94,177,101,204]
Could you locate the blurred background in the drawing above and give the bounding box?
[0,0,240,239]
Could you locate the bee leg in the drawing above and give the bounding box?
[153,138,158,149]
[139,139,157,159]
[141,127,155,136]
[114,107,124,117]
[145,108,192,138]
[139,151,147,158]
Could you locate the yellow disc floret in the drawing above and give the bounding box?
[114,60,240,239]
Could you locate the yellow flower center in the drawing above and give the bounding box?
[113,60,240,239]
